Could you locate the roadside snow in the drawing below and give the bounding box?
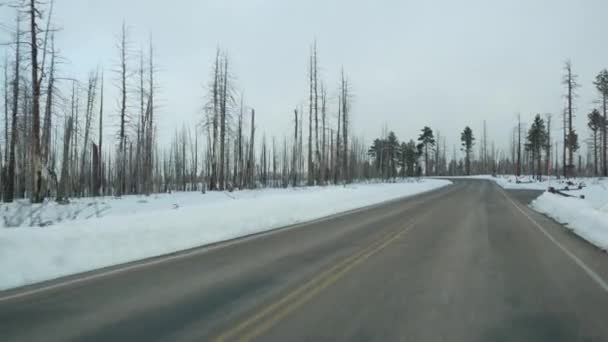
[0,179,451,291]
[448,174,585,191]
[530,178,608,251]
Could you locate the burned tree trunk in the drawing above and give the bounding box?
[57,117,74,202]
[29,0,44,203]
[4,18,20,203]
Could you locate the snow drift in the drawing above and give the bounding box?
[530,178,608,251]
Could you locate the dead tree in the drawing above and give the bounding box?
[4,16,20,203]
[209,48,220,190]
[117,22,129,196]
[247,109,255,188]
[2,54,8,197]
[236,96,244,188]
[320,83,327,183]
[144,38,155,195]
[57,117,73,202]
[219,55,228,190]
[335,96,341,184]
[96,71,104,196]
[313,41,320,184]
[340,69,350,183]
[307,51,314,186]
[292,109,298,187]
[563,60,579,177]
[28,0,43,202]
[41,35,55,166]
[79,71,97,195]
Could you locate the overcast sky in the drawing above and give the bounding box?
[1,0,607,155]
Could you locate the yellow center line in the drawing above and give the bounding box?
[213,224,413,342]
[238,227,409,341]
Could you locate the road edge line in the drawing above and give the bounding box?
[498,186,608,294]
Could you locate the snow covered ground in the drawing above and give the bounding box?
[0,179,451,291]
[450,174,557,190]
[530,178,608,251]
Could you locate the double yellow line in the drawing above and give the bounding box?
[213,224,413,341]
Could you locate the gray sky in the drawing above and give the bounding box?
[1,0,608,156]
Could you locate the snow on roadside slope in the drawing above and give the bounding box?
[447,174,585,191]
[451,174,551,190]
[530,178,608,251]
[0,179,451,291]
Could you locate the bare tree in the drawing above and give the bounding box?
[2,54,8,196]
[96,70,104,196]
[340,68,350,183]
[320,83,327,183]
[563,60,579,177]
[57,117,73,202]
[209,48,220,190]
[28,0,44,202]
[307,50,314,186]
[292,109,298,187]
[117,21,129,196]
[219,55,229,190]
[4,15,20,203]
[313,41,320,184]
[41,34,55,165]
[79,71,97,195]
[247,108,255,188]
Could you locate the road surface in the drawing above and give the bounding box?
[2,179,608,341]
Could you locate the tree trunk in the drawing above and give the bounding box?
[307,53,314,186]
[118,22,127,196]
[29,0,44,203]
[98,71,104,196]
[219,56,228,191]
[4,19,19,203]
[603,94,607,176]
[341,70,349,183]
[57,117,73,202]
[292,109,298,187]
[248,109,255,188]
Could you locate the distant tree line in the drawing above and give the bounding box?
[0,2,605,206]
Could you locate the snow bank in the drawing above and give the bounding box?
[448,174,586,191]
[530,179,608,251]
[0,179,451,291]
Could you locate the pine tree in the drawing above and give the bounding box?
[460,126,475,175]
[588,109,603,176]
[525,114,547,180]
[594,69,608,177]
[417,126,435,176]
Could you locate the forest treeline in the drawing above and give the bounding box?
[0,1,606,204]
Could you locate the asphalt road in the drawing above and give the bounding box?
[2,179,608,341]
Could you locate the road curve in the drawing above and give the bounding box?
[2,179,608,341]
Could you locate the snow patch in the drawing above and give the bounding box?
[530,178,608,251]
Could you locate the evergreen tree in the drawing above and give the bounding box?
[525,114,547,180]
[386,132,399,178]
[594,69,608,177]
[588,109,603,176]
[417,126,435,176]
[460,126,475,175]
[400,140,419,177]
